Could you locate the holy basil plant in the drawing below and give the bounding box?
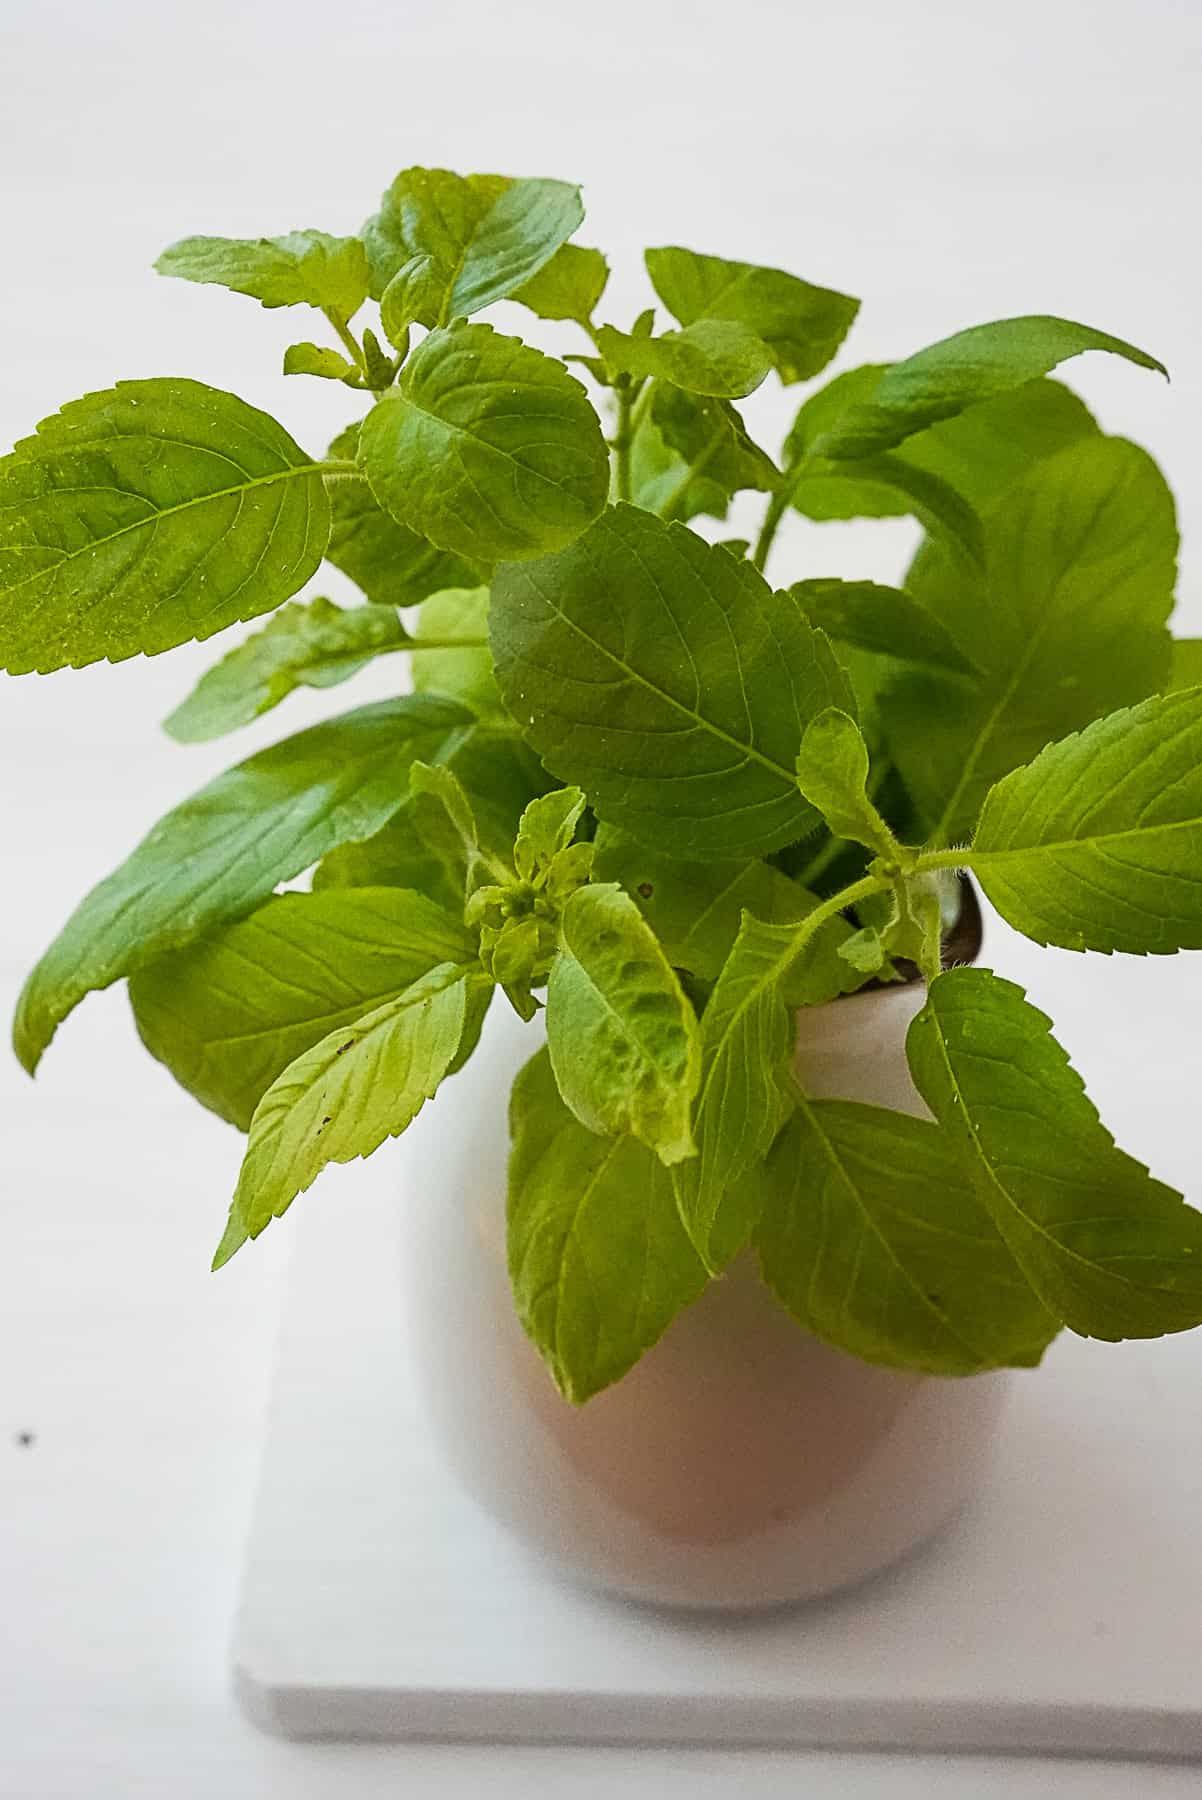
[7,165,1202,1405]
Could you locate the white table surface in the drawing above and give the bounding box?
[2,2,1201,1793]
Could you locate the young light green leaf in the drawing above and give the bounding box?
[379,255,444,347]
[283,343,357,382]
[513,243,609,324]
[217,962,481,1263]
[325,425,479,607]
[13,694,473,1073]
[885,436,1176,842]
[813,316,1165,461]
[359,321,609,564]
[673,907,860,1270]
[360,167,583,320]
[507,1050,707,1402]
[546,882,701,1165]
[410,585,500,716]
[757,1099,1058,1374]
[163,597,414,742]
[795,707,897,856]
[964,690,1202,953]
[908,968,1202,1339]
[651,386,778,496]
[1168,639,1202,693]
[644,247,859,383]
[0,380,329,674]
[837,927,889,975]
[409,760,484,868]
[791,578,973,675]
[490,505,856,859]
[591,827,817,982]
[514,788,586,884]
[156,231,369,317]
[595,321,773,399]
[130,886,474,1130]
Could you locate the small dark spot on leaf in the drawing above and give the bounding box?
[927,1293,942,1306]
[335,1040,355,1057]
[14,1431,35,1449]
[637,882,654,899]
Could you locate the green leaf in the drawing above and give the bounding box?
[673,907,860,1270]
[651,386,777,496]
[795,707,896,856]
[507,1049,707,1402]
[379,256,444,347]
[629,410,729,523]
[791,578,973,674]
[885,436,1176,843]
[907,968,1202,1339]
[545,882,700,1165]
[591,827,814,981]
[410,585,500,716]
[360,167,583,320]
[1168,639,1202,693]
[644,247,859,384]
[217,961,481,1263]
[163,597,414,742]
[156,230,369,317]
[283,342,357,382]
[965,690,1202,953]
[13,694,473,1073]
[130,886,474,1130]
[813,316,1165,461]
[513,243,609,324]
[359,321,609,565]
[490,505,855,859]
[595,321,773,399]
[514,787,586,883]
[325,425,479,606]
[756,1098,1058,1374]
[0,379,330,674]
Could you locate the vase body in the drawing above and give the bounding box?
[400,978,1012,1611]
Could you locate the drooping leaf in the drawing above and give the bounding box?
[216,962,482,1264]
[13,694,473,1073]
[757,1098,1058,1373]
[359,321,609,564]
[283,343,358,382]
[507,1050,707,1402]
[546,883,701,1164]
[884,436,1176,843]
[513,244,609,324]
[130,886,474,1129]
[965,690,1202,953]
[644,247,859,384]
[410,585,501,716]
[813,316,1164,461]
[795,707,895,856]
[651,386,778,496]
[156,231,370,317]
[673,907,860,1269]
[908,968,1202,1339]
[791,578,973,675]
[591,827,814,981]
[163,597,414,742]
[360,167,583,320]
[379,256,443,347]
[325,425,479,606]
[629,409,729,522]
[1168,639,1202,693]
[595,320,773,399]
[490,505,855,859]
[0,380,329,674]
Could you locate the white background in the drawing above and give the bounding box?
[2,1,1201,1793]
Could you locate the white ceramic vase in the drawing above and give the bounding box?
[400,967,1011,1612]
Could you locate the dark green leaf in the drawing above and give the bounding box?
[813,316,1165,460]
[0,380,329,674]
[651,386,777,496]
[966,690,1202,953]
[645,247,859,383]
[908,968,1202,1339]
[595,320,773,399]
[1168,639,1202,693]
[130,886,474,1130]
[757,1098,1058,1373]
[13,695,473,1073]
[359,321,609,564]
[546,883,700,1164]
[629,410,729,522]
[360,167,583,320]
[513,244,609,324]
[325,425,479,606]
[791,578,973,675]
[490,505,855,859]
[507,1050,707,1402]
[156,231,369,316]
[163,597,414,742]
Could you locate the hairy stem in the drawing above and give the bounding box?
[322,309,385,396]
